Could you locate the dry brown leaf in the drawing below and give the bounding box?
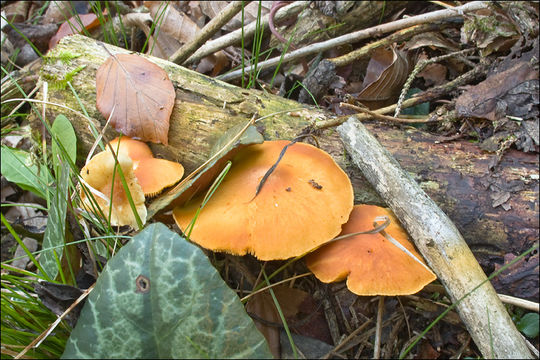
[461,8,520,56]
[95,54,175,144]
[3,1,30,23]
[42,1,75,24]
[418,63,447,86]
[357,46,409,109]
[199,1,272,31]
[455,60,538,122]
[245,285,310,358]
[49,13,102,50]
[404,31,460,52]
[143,1,229,75]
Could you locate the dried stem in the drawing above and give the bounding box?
[183,1,309,66]
[169,1,248,65]
[373,296,385,359]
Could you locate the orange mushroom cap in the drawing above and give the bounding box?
[173,140,354,260]
[79,151,146,229]
[305,204,436,296]
[109,136,153,160]
[108,136,184,197]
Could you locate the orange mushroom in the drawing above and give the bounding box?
[173,140,354,260]
[305,204,436,296]
[108,136,184,197]
[79,150,146,229]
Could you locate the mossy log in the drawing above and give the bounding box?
[34,33,538,359]
[36,35,538,301]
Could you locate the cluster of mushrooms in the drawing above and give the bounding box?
[80,137,436,296]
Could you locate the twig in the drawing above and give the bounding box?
[322,319,373,359]
[218,1,489,81]
[394,48,474,117]
[373,296,385,359]
[169,1,248,65]
[329,23,449,68]
[183,1,309,66]
[340,103,434,123]
[240,272,311,302]
[498,294,539,313]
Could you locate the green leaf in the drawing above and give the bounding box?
[401,88,430,116]
[0,145,50,199]
[62,223,272,359]
[51,114,77,175]
[40,160,70,280]
[516,313,539,338]
[147,124,263,218]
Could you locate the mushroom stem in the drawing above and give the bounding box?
[373,296,385,359]
[337,118,533,359]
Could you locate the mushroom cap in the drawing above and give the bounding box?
[305,204,436,296]
[108,136,184,197]
[109,136,153,160]
[173,140,354,260]
[135,158,185,197]
[80,150,146,229]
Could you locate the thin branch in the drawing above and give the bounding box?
[169,1,249,65]
[340,103,434,124]
[329,23,447,68]
[218,1,489,81]
[183,1,309,66]
[498,294,539,313]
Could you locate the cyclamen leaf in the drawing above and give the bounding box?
[96,53,175,145]
[51,114,77,175]
[0,146,50,199]
[61,223,272,359]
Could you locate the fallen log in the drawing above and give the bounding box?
[33,35,536,358]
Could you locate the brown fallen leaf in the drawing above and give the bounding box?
[48,13,103,50]
[143,1,229,75]
[460,7,520,56]
[455,60,538,122]
[199,1,271,31]
[357,45,409,109]
[95,53,175,144]
[245,285,309,358]
[418,62,447,86]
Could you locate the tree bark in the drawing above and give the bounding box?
[35,35,538,357]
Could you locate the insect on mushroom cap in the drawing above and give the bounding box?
[305,204,437,296]
[173,140,354,260]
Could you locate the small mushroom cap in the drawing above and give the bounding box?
[108,136,184,197]
[173,140,354,260]
[135,158,185,197]
[305,204,436,296]
[80,150,146,229]
[109,136,153,160]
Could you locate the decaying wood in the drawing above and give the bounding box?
[337,118,532,359]
[36,35,538,356]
